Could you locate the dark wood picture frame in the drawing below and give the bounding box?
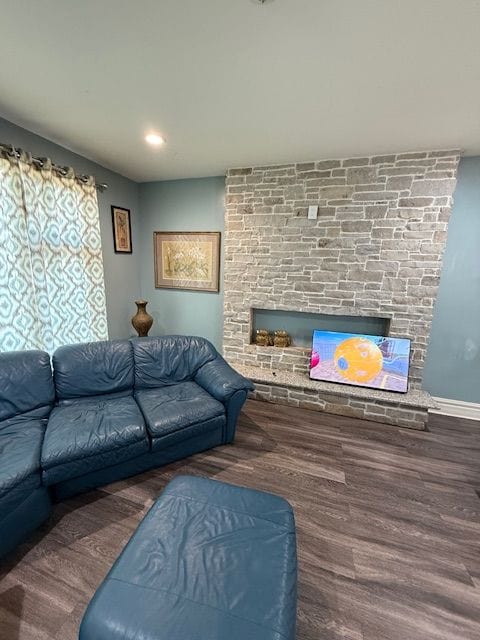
[111,206,132,254]
[154,231,221,292]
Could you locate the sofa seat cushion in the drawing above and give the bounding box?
[135,381,225,442]
[41,396,148,486]
[0,417,46,519]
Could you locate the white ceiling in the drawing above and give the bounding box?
[1,0,480,182]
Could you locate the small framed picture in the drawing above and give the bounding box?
[111,206,132,253]
[154,231,221,292]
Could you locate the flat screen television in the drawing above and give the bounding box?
[309,330,411,393]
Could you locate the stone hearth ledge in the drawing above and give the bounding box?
[233,362,438,430]
[236,363,435,407]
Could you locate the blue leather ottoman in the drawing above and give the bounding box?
[79,476,297,640]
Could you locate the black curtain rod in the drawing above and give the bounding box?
[0,142,108,192]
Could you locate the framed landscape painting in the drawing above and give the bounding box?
[154,231,221,292]
[111,206,132,253]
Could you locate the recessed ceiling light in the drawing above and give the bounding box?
[145,132,165,146]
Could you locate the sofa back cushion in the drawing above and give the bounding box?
[132,336,218,389]
[0,350,54,422]
[53,340,134,400]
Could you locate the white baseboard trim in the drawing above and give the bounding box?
[430,396,480,421]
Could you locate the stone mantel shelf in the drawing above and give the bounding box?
[246,343,310,354]
[234,362,438,410]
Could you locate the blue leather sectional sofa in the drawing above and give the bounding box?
[0,335,254,559]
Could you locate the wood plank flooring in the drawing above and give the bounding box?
[1,399,480,640]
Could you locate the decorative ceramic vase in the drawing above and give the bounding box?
[131,300,153,337]
[273,330,291,348]
[255,329,273,346]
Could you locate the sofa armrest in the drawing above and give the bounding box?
[195,357,254,444]
[195,357,254,404]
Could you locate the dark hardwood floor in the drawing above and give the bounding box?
[1,399,480,640]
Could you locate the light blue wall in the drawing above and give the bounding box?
[424,157,480,403]
[138,177,225,349]
[0,117,141,339]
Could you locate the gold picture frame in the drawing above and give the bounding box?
[111,206,132,253]
[154,231,221,292]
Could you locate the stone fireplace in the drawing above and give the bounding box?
[223,150,460,429]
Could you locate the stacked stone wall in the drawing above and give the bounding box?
[224,150,460,389]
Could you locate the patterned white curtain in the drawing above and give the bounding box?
[0,151,108,352]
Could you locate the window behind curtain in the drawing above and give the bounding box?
[0,154,108,352]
